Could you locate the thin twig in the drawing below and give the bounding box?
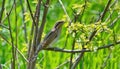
[26,0,36,26]
[7,13,15,69]
[32,0,42,53]
[28,23,34,59]
[58,0,72,49]
[109,15,120,27]
[0,24,9,29]
[56,60,69,69]
[105,10,113,22]
[69,10,79,69]
[71,49,85,69]
[0,0,6,24]
[105,0,118,22]
[20,0,28,43]
[58,0,71,21]
[109,0,118,8]
[100,49,112,69]
[69,34,76,69]
[27,0,37,62]
[97,0,112,21]
[79,0,87,23]
[14,0,18,68]
[1,0,14,24]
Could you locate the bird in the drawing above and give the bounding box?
[41,20,65,48]
[31,20,65,62]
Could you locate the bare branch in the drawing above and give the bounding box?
[32,0,42,53]
[69,33,76,69]
[26,0,36,26]
[0,0,5,24]
[97,0,112,21]
[71,49,85,69]
[43,41,120,53]
[0,24,9,29]
[14,0,18,68]
[1,0,14,24]
[59,0,71,21]
[109,15,120,27]
[56,60,69,69]
[101,49,112,69]
[20,0,28,43]
[7,13,15,69]
[36,0,50,45]
[28,0,50,69]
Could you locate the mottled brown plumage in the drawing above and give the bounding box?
[32,20,65,62]
[41,20,64,48]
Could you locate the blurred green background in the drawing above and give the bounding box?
[0,0,120,69]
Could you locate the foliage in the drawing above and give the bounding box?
[0,0,120,69]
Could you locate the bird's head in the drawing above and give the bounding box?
[54,20,65,29]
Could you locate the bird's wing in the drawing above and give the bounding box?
[43,28,56,40]
[42,28,58,47]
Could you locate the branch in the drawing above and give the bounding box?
[69,33,76,69]
[109,15,120,27]
[0,24,9,29]
[0,0,6,24]
[58,0,71,21]
[44,47,91,53]
[101,49,112,69]
[79,0,87,23]
[43,40,120,53]
[32,0,42,52]
[56,60,69,69]
[89,0,112,42]
[1,0,14,24]
[20,0,28,43]
[26,0,36,26]
[97,0,112,21]
[14,0,18,68]
[71,49,85,69]
[36,0,50,45]
[7,13,15,69]
[105,0,118,22]
[27,1,42,69]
